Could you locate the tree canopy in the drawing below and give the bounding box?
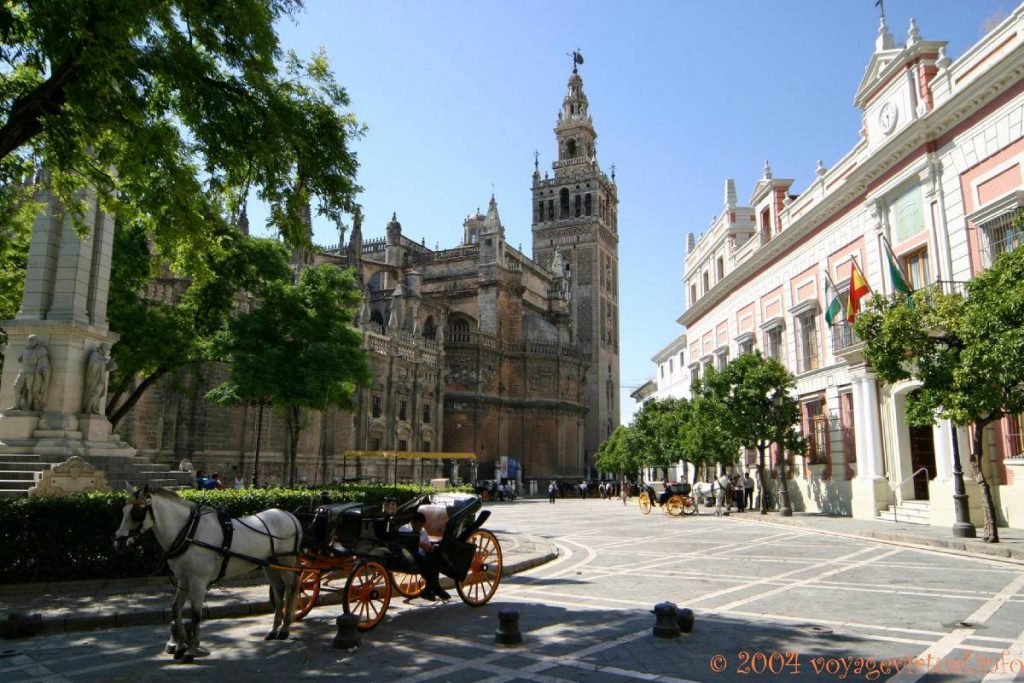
[0,0,363,279]
[208,264,371,485]
[854,241,1024,542]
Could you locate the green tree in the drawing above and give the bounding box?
[628,398,688,481]
[208,264,370,486]
[854,245,1024,543]
[679,383,743,483]
[0,0,362,278]
[105,220,292,428]
[594,425,640,480]
[701,353,805,514]
[0,199,34,372]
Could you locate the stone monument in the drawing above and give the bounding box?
[0,178,133,455]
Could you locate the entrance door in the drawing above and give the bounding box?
[908,425,936,500]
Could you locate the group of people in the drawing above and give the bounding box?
[194,468,247,490]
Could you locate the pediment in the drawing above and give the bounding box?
[854,49,902,108]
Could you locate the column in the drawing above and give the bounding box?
[932,419,952,481]
[860,373,885,478]
[850,376,868,478]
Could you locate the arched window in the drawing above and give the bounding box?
[559,189,570,219]
[368,271,383,292]
[370,310,385,328]
[537,201,544,222]
[585,194,592,216]
[547,200,554,220]
[574,194,581,217]
[423,316,436,340]
[468,229,478,244]
[567,139,577,158]
[450,317,470,342]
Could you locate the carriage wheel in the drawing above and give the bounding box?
[456,529,503,606]
[391,570,426,598]
[639,491,652,515]
[666,495,684,517]
[343,560,391,631]
[682,496,698,516]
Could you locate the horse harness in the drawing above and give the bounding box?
[136,498,299,585]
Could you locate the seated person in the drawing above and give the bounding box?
[204,472,226,490]
[409,512,450,601]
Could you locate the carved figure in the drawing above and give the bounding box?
[11,335,50,412]
[82,342,116,414]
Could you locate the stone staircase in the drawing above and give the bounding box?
[0,453,193,498]
[876,499,931,525]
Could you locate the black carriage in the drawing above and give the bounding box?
[638,482,697,516]
[284,492,502,630]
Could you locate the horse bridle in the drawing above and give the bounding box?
[125,495,154,542]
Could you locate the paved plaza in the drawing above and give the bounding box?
[3,499,1024,682]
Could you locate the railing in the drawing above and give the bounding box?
[888,466,930,525]
[444,331,582,358]
[831,322,859,354]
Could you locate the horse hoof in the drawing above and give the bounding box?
[173,647,186,660]
[275,629,289,640]
[165,643,176,655]
[264,630,278,641]
[182,652,195,664]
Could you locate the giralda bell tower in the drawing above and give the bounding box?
[531,54,620,473]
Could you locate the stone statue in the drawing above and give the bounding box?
[82,342,116,414]
[12,334,50,412]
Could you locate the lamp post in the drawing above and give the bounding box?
[949,422,977,538]
[773,391,793,517]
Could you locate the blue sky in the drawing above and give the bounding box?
[251,0,1016,423]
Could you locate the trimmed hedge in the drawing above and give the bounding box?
[0,484,465,584]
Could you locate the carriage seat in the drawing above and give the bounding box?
[417,503,449,541]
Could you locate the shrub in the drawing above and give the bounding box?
[0,483,464,584]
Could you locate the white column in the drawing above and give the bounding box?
[932,419,952,481]
[850,376,870,478]
[861,374,885,479]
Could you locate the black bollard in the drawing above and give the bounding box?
[333,614,361,650]
[676,607,695,633]
[494,608,522,645]
[652,602,680,639]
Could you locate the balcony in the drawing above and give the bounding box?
[831,322,861,355]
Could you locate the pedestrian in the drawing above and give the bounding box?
[733,475,745,512]
[497,481,506,501]
[743,471,755,511]
[194,470,207,490]
[548,481,557,504]
[409,512,449,601]
[231,466,245,490]
[204,472,225,490]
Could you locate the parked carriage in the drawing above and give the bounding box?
[280,491,502,631]
[638,481,698,516]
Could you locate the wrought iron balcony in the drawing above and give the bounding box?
[831,322,860,354]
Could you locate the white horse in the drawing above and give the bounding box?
[691,475,734,516]
[114,485,302,662]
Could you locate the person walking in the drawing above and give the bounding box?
[742,472,755,511]
[548,481,557,504]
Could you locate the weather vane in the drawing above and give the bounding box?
[534,149,539,169]
[567,49,584,73]
[875,0,885,21]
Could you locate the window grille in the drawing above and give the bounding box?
[798,314,820,373]
[983,209,1023,266]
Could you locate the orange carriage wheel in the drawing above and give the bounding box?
[269,564,320,621]
[391,570,426,598]
[666,495,684,517]
[639,491,652,515]
[343,560,392,631]
[456,529,503,606]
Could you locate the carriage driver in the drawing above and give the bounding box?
[410,512,450,602]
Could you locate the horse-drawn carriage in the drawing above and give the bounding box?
[638,481,698,516]
[287,491,502,630]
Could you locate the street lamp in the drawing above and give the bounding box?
[949,422,977,538]
[772,391,793,517]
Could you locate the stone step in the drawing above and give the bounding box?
[0,461,48,471]
[0,479,34,490]
[0,470,42,481]
[896,500,931,512]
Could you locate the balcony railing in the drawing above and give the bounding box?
[831,322,860,354]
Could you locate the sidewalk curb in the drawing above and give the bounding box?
[726,513,1024,567]
[5,539,559,639]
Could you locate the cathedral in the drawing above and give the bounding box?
[120,64,621,487]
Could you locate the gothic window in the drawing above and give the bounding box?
[574,194,582,217]
[423,316,436,340]
[450,317,471,342]
[368,271,383,292]
[567,139,577,158]
[423,404,431,424]
[560,189,570,219]
[469,229,478,244]
[585,194,592,216]
[370,310,385,328]
[537,201,544,222]
[398,399,407,421]
[547,200,554,221]
[372,394,382,418]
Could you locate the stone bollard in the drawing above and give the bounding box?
[652,602,680,639]
[333,614,361,650]
[494,608,522,645]
[676,607,695,633]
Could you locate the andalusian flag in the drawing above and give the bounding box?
[883,238,913,299]
[824,271,843,327]
[846,260,871,323]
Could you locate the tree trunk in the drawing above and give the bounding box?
[285,406,301,487]
[971,419,1000,543]
[757,442,768,515]
[108,368,168,429]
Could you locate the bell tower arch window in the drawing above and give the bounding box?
[567,139,577,158]
[560,188,570,218]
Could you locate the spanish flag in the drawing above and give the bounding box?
[847,260,871,322]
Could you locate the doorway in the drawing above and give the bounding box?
[908,425,936,500]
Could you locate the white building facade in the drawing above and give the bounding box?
[677,9,1024,528]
